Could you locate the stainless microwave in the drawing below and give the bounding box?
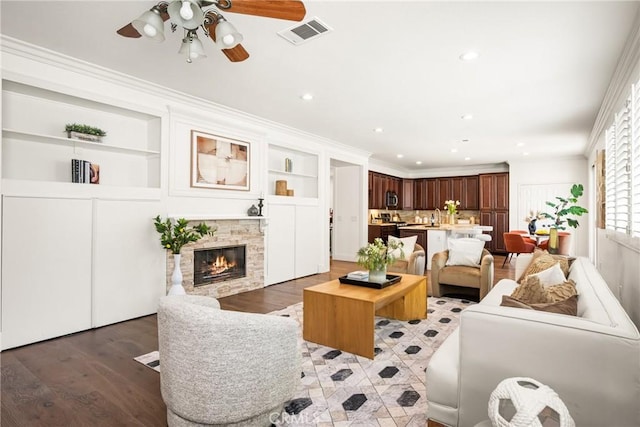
[385,191,398,208]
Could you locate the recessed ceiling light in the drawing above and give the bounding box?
[397,154,404,158]
[461,139,470,144]
[459,51,479,61]
[373,127,384,133]
[461,114,473,120]
[523,152,530,156]
[464,157,471,161]
[451,148,458,153]
[517,142,525,147]
[416,161,422,165]
[300,93,313,101]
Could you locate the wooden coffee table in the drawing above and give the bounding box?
[303,273,427,359]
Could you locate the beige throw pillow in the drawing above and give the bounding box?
[501,295,578,316]
[511,276,577,304]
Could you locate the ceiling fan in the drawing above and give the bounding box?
[117,0,306,63]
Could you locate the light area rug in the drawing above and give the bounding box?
[134,296,473,426]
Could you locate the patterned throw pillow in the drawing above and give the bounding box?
[517,250,561,283]
[511,275,551,304]
[511,276,577,304]
[546,279,577,302]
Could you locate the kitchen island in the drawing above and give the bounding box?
[398,224,493,269]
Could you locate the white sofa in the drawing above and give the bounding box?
[426,254,640,427]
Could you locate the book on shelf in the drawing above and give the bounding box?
[346,271,369,280]
[70,159,100,184]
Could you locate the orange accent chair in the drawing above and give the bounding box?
[510,230,536,246]
[502,232,536,267]
[538,231,572,255]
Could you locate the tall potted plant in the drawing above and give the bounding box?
[154,216,216,295]
[541,184,588,254]
[356,238,404,283]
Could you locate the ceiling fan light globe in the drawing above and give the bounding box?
[168,0,204,30]
[179,1,194,20]
[190,37,207,59]
[215,21,243,49]
[143,24,157,37]
[132,10,165,42]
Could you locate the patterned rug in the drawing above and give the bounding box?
[134,296,473,426]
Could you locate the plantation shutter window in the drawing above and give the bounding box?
[632,82,640,237]
[605,125,617,231]
[605,73,640,238]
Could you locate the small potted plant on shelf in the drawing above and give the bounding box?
[541,184,588,254]
[65,123,107,142]
[356,237,404,283]
[153,215,216,295]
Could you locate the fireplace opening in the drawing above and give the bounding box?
[194,245,246,287]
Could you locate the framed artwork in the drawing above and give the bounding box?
[190,130,250,190]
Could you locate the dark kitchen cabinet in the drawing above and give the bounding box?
[480,173,509,211]
[479,173,509,253]
[480,210,509,253]
[368,224,397,243]
[368,172,402,209]
[464,176,479,210]
[425,179,438,209]
[437,178,451,211]
[401,179,414,210]
[399,228,427,252]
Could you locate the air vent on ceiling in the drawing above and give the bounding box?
[278,17,332,45]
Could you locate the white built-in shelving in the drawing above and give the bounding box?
[1,80,162,198]
[267,144,318,201]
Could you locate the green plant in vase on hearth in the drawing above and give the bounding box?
[153,215,216,254]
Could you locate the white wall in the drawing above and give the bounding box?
[508,157,589,257]
[332,165,363,262]
[0,38,370,338]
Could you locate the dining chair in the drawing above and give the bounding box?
[502,232,536,267]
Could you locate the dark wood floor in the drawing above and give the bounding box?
[1,256,516,427]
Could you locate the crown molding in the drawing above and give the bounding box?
[586,9,640,155]
[0,35,370,160]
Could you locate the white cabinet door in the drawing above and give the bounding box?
[295,205,320,277]
[1,196,92,349]
[266,205,296,285]
[427,230,447,270]
[92,200,165,327]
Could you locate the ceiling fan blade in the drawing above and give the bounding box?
[225,0,306,21]
[117,23,142,38]
[206,18,250,62]
[116,7,170,38]
[222,45,250,62]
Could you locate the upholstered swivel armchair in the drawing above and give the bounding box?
[503,232,536,267]
[388,243,426,276]
[510,229,537,245]
[158,295,300,427]
[431,248,494,300]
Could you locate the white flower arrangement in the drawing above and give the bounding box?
[524,210,544,224]
[444,200,460,215]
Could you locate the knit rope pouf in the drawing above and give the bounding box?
[488,377,575,427]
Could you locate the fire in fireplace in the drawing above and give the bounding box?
[194,245,246,287]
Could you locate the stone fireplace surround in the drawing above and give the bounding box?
[165,216,265,298]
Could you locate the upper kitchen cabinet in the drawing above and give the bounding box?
[479,173,509,210]
[268,144,318,201]
[463,175,479,210]
[368,171,401,209]
[401,179,414,210]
